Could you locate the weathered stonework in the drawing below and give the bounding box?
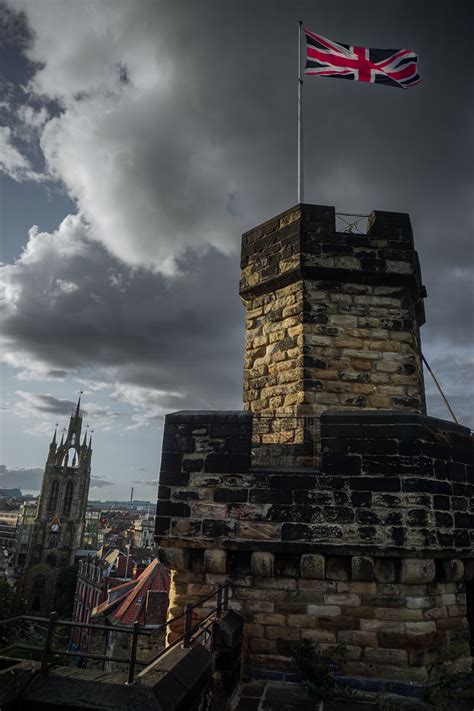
[155,204,473,688]
[240,205,427,466]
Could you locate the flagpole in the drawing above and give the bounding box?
[298,20,304,204]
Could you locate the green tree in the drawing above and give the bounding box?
[55,565,78,618]
[0,576,25,621]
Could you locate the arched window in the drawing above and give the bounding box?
[63,481,74,516]
[46,554,57,567]
[34,574,45,590]
[32,596,41,612]
[49,534,59,548]
[47,480,59,512]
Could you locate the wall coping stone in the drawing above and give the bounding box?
[165,411,252,424]
[322,409,472,435]
[162,408,471,437]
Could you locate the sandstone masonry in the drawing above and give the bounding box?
[155,204,473,687]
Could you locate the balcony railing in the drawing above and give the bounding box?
[0,583,230,685]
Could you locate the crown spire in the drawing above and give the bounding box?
[51,424,58,446]
[75,390,83,418]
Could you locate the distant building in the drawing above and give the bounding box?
[18,395,92,614]
[0,523,16,555]
[0,488,22,500]
[71,546,138,652]
[83,509,101,549]
[13,501,38,569]
[0,511,20,527]
[88,500,152,512]
[91,558,170,670]
[132,513,155,549]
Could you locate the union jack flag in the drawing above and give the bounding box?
[304,28,422,89]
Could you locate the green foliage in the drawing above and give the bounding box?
[0,575,25,621]
[55,565,78,617]
[292,639,347,699]
[424,670,474,710]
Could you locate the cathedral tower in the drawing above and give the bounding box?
[19,395,92,614]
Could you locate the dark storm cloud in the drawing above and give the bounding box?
[1,1,473,426]
[90,476,115,489]
[0,464,42,490]
[16,393,77,416]
[0,465,114,492]
[2,219,244,411]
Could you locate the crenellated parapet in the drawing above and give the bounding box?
[155,204,473,687]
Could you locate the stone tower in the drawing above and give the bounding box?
[155,204,473,688]
[240,205,427,465]
[19,395,92,614]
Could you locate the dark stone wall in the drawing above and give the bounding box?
[155,410,473,557]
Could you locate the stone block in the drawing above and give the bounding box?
[264,625,301,641]
[400,558,435,584]
[287,614,317,628]
[364,647,408,666]
[325,556,350,581]
[300,554,325,579]
[158,546,189,571]
[375,607,423,621]
[406,596,432,610]
[438,559,464,582]
[236,522,281,540]
[463,558,474,581]
[307,604,341,617]
[251,552,275,577]
[351,556,374,582]
[324,593,361,607]
[301,629,336,644]
[203,549,226,574]
[337,630,377,647]
[254,613,285,625]
[406,621,437,635]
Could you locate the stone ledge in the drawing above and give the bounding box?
[165,411,252,424]
[321,409,472,436]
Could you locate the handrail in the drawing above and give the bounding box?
[0,582,231,685]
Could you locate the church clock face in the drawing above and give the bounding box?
[50,522,60,533]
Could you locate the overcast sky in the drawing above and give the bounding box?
[0,0,472,500]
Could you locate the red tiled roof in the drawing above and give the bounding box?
[92,559,170,627]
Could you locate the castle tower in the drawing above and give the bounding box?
[155,204,473,688]
[240,204,427,465]
[19,395,92,614]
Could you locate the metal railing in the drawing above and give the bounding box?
[335,213,369,234]
[0,583,230,685]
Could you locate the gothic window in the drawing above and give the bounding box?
[34,574,45,590]
[63,481,74,516]
[47,480,59,512]
[49,534,59,548]
[46,554,57,567]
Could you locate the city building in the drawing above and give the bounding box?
[13,501,38,570]
[0,488,22,500]
[132,512,155,549]
[17,395,92,614]
[83,509,101,549]
[71,546,137,651]
[91,558,170,670]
